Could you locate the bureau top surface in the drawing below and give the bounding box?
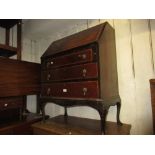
[41,22,110,58]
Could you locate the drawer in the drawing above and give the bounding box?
[43,48,94,69]
[0,97,23,111]
[41,81,99,99]
[42,63,98,82]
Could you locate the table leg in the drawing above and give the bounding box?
[19,108,23,121]
[116,102,123,125]
[64,106,68,117]
[97,105,109,135]
[36,94,41,114]
[40,102,46,123]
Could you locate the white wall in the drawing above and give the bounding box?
[21,19,155,134]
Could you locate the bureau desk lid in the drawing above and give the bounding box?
[41,22,110,58]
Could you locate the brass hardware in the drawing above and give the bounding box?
[63,89,67,93]
[68,131,72,135]
[82,68,87,77]
[83,87,87,96]
[47,88,51,95]
[47,74,51,80]
[82,54,86,59]
[46,61,54,68]
[78,54,86,59]
[46,62,50,68]
[4,104,8,107]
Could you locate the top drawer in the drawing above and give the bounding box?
[42,48,94,69]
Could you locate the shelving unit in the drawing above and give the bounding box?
[0,43,17,57]
[0,19,22,60]
[0,20,43,134]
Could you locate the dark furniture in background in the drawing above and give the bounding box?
[150,79,155,134]
[0,58,40,97]
[40,22,122,134]
[0,113,44,135]
[0,19,22,59]
[0,57,42,134]
[0,19,43,135]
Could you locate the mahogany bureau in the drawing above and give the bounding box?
[40,22,122,134]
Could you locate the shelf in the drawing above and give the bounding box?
[0,43,17,57]
[0,19,21,29]
[0,19,21,59]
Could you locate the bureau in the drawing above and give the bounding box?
[40,22,122,134]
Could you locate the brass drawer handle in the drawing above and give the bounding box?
[82,54,86,59]
[46,61,54,68]
[63,89,67,93]
[50,61,54,64]
[78,54,86,59]
[46,62,50,68]
[82,68,87,77]
[47,74,51,80]
[68,131,72,135]
[83,87,87,96]
[47,88,51,95]
[4,103,8,107]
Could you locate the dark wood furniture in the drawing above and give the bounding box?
[0,57,41,134]
[40,22,122,134]
[0,113,45,135]
[0,19,22,59]
[150,79,155,134]
[32,115,131,135]
[0,19,43,134]
[0,57,40,97]
[0,57,41,113]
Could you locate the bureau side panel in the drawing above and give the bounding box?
[150,80,155,134]
[98,23,119,100]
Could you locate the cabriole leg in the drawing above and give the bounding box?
[40,102,46,123]
[116,102,123,125]
[98,105,109,135]
[64,106,68,117]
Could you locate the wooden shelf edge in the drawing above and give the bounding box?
[0,43,17,51]
[0,43,17,57]
[0,19,21,29]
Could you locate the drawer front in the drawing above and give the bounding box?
[0,97,23,110]
[41,81,99,99]
[43,48,94,69]
[42,63,98,82]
